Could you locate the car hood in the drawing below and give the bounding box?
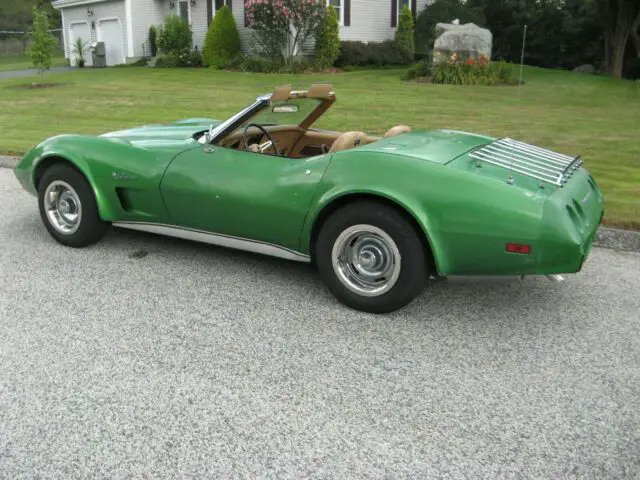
[100,118,221,151]
[359,129,494,164]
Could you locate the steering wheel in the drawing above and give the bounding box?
[243,123,281,156]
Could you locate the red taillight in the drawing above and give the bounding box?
[506,243,531,254]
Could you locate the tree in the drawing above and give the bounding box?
[597,0,640,77]
[203,5,241,68]
[244,0,325,65]
[30,7,57,74]
[314,5,340,69]
[395,5,415,59]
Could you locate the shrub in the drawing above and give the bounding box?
[335,40,412,67]
[222,54,311,73]
[395,5,415,59]
[155,49,203,68]
[315,5,340,69]
[71,37,88,68]
[157,14,193,56]
[403,60,431,80]
[431,56,513,85]
[149,26,158,57]
[30,8,57,74]
[203,5,241,69]
[245,0,325,65]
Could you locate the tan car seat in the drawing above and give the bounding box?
[329,131,369,153]
[384,125,412,137]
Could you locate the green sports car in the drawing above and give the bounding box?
[14,84,604,313]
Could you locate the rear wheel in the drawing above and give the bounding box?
[38,163,110,247]
[316,201,428,313]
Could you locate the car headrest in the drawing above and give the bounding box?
[384,125,412,137]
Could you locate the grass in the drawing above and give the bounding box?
[0,53,67,72]
[0,65,638,229]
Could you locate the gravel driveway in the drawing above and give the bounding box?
[0,168,638,479]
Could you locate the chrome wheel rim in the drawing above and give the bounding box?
[43,180,82,235]
[331,224,401,297]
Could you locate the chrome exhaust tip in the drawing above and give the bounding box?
[546,274,566,282]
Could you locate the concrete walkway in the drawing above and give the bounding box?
[0,66,74,80]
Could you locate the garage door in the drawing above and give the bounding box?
[69,22,92,67]
[99,19,124,66]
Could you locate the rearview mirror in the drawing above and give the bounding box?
[272,104,299,113]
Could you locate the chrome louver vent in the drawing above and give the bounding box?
[469,138,584,187]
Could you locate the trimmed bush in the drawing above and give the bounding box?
[157,14,193,56]
[335,40,412,67]
[394,5,415,59]
[203,5,240,69]
[222,54,312,74]
[149,25,158,57]
[315,5,341,69]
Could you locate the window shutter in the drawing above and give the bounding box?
[411,0,416,18]
[227,0,232,11]
[391,0,397,28]
[244,0,249,27]
[344,0,351,26]
[207,0,213,25]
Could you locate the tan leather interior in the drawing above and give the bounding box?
[384,125,412,137]
[247,144,260,153]
[329,131,370,153]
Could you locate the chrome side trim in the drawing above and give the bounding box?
[113,222,311,263]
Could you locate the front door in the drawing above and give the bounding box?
[160,145,330,252]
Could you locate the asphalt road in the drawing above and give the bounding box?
[0,168,639,479]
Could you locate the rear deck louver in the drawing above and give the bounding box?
[469,138,584,187]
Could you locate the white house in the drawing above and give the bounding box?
[53,0,429,66]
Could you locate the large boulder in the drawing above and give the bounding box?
[573,64,596,75]
[433,22,492,64]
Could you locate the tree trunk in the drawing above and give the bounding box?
[602,0,639,77]
[632,10,640,58]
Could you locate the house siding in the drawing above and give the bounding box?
[60,0,129,62]
[129,0,165,58]
[340,0,430,43]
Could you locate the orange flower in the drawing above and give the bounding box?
[466,57,476,66]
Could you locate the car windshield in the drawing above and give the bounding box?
[245,97,323,128]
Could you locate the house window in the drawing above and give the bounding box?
[398,0,411,16]
[179,1,190,23]
[327,0,342,25]
[215,0,231,11]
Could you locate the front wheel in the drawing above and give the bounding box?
[38,163,110,247]
[316,201,428,313]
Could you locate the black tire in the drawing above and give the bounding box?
[38,163,110,248]
[316,201,428,313]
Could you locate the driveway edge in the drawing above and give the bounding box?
[0,156,18,169]
[1,155,638,253]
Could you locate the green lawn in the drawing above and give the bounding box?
[0,65,638,229]
[0,53,67,72]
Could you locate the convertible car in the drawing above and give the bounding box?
[14,84,604,313]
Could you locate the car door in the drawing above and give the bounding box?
[160,144,330,252]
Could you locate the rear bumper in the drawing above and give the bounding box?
[536,171,604,274]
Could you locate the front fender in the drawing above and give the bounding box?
[15,135,120,219]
